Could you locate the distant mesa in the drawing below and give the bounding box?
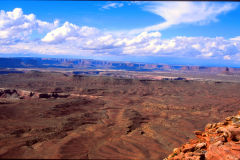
[221,67,233,75]
[0,57,240,73]
[162,77,186,81]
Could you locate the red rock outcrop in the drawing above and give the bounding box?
[165,111,240,160]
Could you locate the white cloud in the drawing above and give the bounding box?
[115,31,161,47]
[224,55,231,60]
[117,36,240,60]
[2,30,240,62]
[230,36,240,41]
[131,2,237,33]
[8,27,240,62]
[102,2,124,9]
[41,22,100,43]
[0,8,58,43]
[1,7,240,63]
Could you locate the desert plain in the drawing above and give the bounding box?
[0,68,240,159]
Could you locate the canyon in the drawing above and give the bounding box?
[0,70,240,159]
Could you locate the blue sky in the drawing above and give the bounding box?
[1,1,240,67]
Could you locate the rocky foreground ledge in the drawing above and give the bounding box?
[165,111,240,160]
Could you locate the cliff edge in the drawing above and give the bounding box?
[165,111,240,160]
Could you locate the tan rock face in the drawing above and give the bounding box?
[165,111,240,160]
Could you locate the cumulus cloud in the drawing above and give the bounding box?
[230,36,240,41]
[131,2,237,33]
[224,55,231,60]
[41,22,99,43]
[114,31,161,47]
[0,8,58,43]
[102,2,124,9]
[1,7,240,64]
[3,24,240,62]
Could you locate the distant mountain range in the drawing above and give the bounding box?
[0,57,239,73]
